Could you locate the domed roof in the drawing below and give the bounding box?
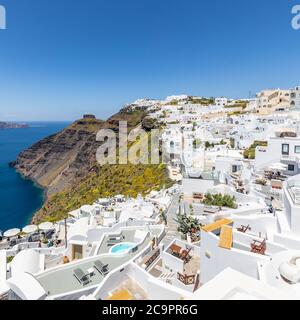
[11,249,43,277]
[7,272,47,300]
[279,256,300,284]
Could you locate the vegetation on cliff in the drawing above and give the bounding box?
[13,106,173,223]
[35,163,173,223]
[188,97,215,105]
[224,100,248,109]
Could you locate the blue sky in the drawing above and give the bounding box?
[0,0,299,121]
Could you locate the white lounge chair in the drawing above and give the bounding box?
[73,268,89,286]
[94,260,109,276]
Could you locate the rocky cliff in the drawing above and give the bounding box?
[12,108,146,195]
[12,117,106,196]
[11,107,172,222]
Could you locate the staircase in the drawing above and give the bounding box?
[0,292,8,300]
[159,272,176,280]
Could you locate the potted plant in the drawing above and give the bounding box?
[175,213,200,242]
[159,209,167,226]
[41,238,49,248]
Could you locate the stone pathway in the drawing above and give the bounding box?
[162,193,181,247]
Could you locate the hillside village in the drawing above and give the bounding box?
[2,85,300,300]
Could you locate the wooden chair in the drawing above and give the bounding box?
[250,239,266,255]
[180,247,192,263]
[237,225,251,233]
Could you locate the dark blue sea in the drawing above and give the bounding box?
[0,122,70,232]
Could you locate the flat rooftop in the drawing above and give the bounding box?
[37,255,128,297]
[36,230,160,297]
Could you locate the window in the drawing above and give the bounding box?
[282,144,289,155]
[288,164,295,171]
[295,146,300,154]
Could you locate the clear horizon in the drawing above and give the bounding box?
[0,0,300,121]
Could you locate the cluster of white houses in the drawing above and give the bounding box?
[2,86,300,300]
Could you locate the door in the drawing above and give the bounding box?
[72,244,83,260]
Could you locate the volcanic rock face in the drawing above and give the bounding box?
[12,108,147,196]
[12,121,102,195]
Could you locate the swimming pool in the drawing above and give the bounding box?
[110,242,136,254]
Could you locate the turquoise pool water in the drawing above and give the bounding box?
[110,242,136,254]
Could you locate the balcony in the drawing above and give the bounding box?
[177,272,198,285]
[287,181,300,205]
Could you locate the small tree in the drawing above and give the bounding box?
[160,208,167,225]
[189,204,194,215]
[174,214,189,240]
[205,141,211,149]
[174,213,200,241]
[203,193,237,209]
[230,137,235,148]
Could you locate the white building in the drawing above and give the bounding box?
[165,95,188,102]
[291,86,300,110]
[256,89,291,115]
[255,128,300,176]
[190,267,291,300]
[215,97,228,107]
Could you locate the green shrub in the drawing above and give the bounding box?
[243,141,268,159]
[6,256,14,263]
[36,164,174,223]
[203,193,237,209]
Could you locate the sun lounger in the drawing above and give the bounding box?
[73,268,90,286]
[94,260,109,276]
